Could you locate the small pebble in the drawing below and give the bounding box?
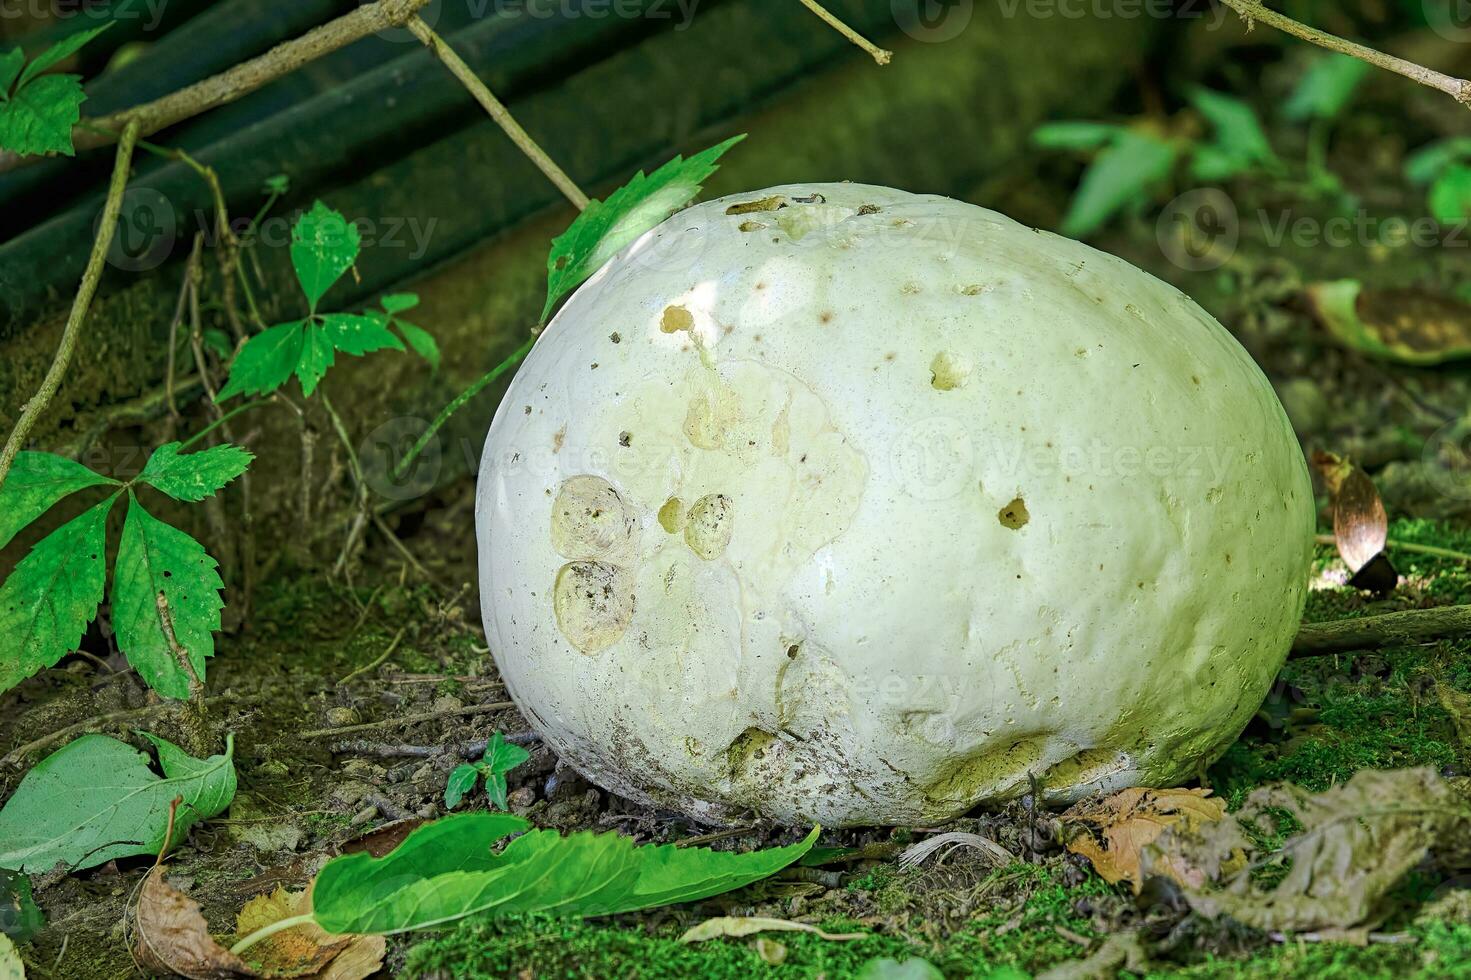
[325,706,361,727]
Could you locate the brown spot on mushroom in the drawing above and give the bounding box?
[856,203,881,215]
[618,431,632,447]
[660,305,694,334]
[998,496,1029,529]
[610,332,621,343]
[819,310,834,324]
[685,493,734,559]
[738,220,765,232]
[929,351,973,391]
[959,283,987,296]
[553,560,635,654]
[725,195,787,215]
[552,426,566,453]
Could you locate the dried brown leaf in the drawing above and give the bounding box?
[134,865,255,979]
[1310,450,1389,576]
[231,888,349,977]
[1308,279,1471,367]
[1062,787,1228,893]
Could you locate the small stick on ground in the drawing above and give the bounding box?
[1291,603,1471,658]
[339,625,409,686]
[298,702,515,739]
[795,0,892,66]
[1,694,238,768]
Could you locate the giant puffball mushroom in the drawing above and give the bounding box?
[476,183,1314,827]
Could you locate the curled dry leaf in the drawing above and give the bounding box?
[679,916,867,943]
[897,832,1017,870]
[1062,787,1230,894]
[131,866,383,979]
[1310,450,1396,592]
[1307,279,1471,366]
[1142,768,1471,933]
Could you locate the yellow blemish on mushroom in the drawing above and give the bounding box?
[998,496,1029,529]
[929,351,973,391]
[684,493,734,559]
[661,305,694,334]
[725,195,787,215]
[658,497,686,533]
[553,560,635,654]
[550,475,638,562]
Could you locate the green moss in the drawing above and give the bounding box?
[1144,922,1471,979]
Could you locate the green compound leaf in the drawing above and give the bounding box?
[543,134,745,323]
[395,320,440,372]
[0,48,24,95]
[380,292,419,314]
[0,732,236,873]
[311,813,817,935]
[17,24,112,89]
[111,495,225,700]
[0,497,112,694]
[217,320,305,402]
[1188,87,1277,173]
[291,201,360,311]
[0,451,117,549]
[138,442,253,503]
[295,321,336,397]
[481,732,531,812]
[0,73,86,157]
[319,312,404,356]
[1060,130,1177,239]
[444,764,479,811]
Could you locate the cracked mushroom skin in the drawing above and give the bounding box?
[475,183,1313,827]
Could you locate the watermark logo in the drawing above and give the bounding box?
[891,0,972,42]
[1157,188,1239,271]
[99,187,177,272]
[360,416,442,501]
[889,415,976,500]
[1424,0,1471,42]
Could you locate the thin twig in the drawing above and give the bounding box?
[297,702,515,739]
[340,625,409,686]
[0,120,141,495]
[1,694,238,768]
[795,0,892,66]
[1221,0,1471,108]
[1291,603,1471,658]
[0,0,437,172]
[405,15,589,210]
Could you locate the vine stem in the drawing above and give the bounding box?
[177,396,273,451]
[1220,0,1471,107]
[795,0,892,66]
[229,913,319,956]
[391,333,537,482]
[405,15,588,211]
[0,120,141,496]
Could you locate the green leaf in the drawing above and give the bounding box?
[380,292,419,314]
[1428,164,1471,224]
[1307,278,1471,366]
[295,322,336,397]
[1030,121,1122,151]
[201,328,232,359]
[0,48,24,96]
[480,733,530,812]
[310,813,818,935]
[543,134,744,323]
[110,495,224,699]
[1283,53,1369,121]
[1059,131,1177,238]
[0,497,112,694]
[291,201,360,311]
[0,451,116,549]
[262,174,290,196]
[395,320,439,372]
[444,764,479,810]
[0,868,44,942]
[855,957,948,980]
[1189,87,1277,171]
[138,442,253,503]
[217,320,305,402]
[17,23,112,89]
[319,312,404,356]
[0,73,86,157]
[0,732,236,873]
[1188,144,1250,183]
[1405,137,1471,185]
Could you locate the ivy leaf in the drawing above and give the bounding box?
[380,292,419,314]
[319,312,404,356]
[0,732,236,873]
[138,442,253,503]
[0,73,86,157]
[444,764,479,811]
[480,732,531,812]
[110,495,224,700]
[0,497,112,694]
[292,201,360,311]
[216,320,305,402]
[16,24,112,89]
[543,134,745,323]
[0,451,117,549]
[394,320,439,372]
[295,322,336,397]
[1060,130,1177,238]
[310,813,818,935]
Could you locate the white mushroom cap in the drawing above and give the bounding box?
[476,183,1313,827]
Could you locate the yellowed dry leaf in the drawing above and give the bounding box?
[1062,787,1227,893]
[680,916,867,943]
[232,888,349,978]
[0,934,26,980]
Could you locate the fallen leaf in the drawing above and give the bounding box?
[1310,450,1396,593]
[1144,768,1471,933]
[1307,279,1471,366]
[755,937,787,964]
[131,866,383,979]
[679,916,867,943]
[0,933,23,980]
[1062,787,1229,893]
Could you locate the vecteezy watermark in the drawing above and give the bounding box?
[372,0,701,42]
[892,0,1231,41]
[1,0,169,30]
[359,416,444,502]
[1157,188,1239,273]
[1424,0,1471,42]
[891,0,973,43]
[99,187,178,272]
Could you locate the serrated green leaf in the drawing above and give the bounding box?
[111,495,224,699]
[292,201,360,310]
[18,23,112,89]
[1283,53,1369,121]
[444,764,479,810]
[319,312,403,356]
[1030,121,1121,151]
[295,322,336,397]
[1059,131,1176,238]
[0,732,235,873]
[0,48,23,96]
[380,292,419,314]
[395,320,439,371]
[1189,87,1277,171]
[0,868,44,943]
[0,497,112,694]
[138,442,253,503]
[543,134,744,323]
[310,813,817,935]
[0,451,116,549]
[0,73,86,157]
[1428,164,1471,224]
[481,733,530,812]
[217,320,305,402]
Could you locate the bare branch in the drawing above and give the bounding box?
[796,0,892,66]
